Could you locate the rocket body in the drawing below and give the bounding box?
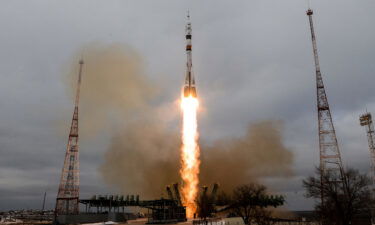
[184,18,197,98]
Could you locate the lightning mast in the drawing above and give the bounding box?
[55,59,84,215]
[306,9,346,201]
[360,113,375,177]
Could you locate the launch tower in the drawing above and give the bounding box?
[55,59,84,215]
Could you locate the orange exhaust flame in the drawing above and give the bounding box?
[180,95,200,218]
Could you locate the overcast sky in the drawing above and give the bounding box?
[0,0,374,211]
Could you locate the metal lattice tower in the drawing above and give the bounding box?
[55,59,84,215]
[360,113,375,177]
[306,9,346,197]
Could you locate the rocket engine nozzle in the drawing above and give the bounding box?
[184,86,197,98]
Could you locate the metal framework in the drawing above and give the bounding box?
[80,196,186,224]
[306,9,346,201]
[173,183,183,206]
[359,112,375,223]
[360,113,375,177]
[211,183,219,203]
[80,195,140,213]
[55,59,84,215]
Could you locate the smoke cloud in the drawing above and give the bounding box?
[67,44,293,199]
[100,120,293,198]
[66,44,158,135]
[199,121,293,192]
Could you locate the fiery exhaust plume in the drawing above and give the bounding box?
[180,95,200,218]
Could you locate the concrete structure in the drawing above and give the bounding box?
[55,212,128,224]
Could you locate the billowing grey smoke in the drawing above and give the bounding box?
[199,121,293,193]
[100,120,293,198]
[67,44,293,198]
[65,43,158,136]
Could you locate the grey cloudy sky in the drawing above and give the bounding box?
[0,0,374,211]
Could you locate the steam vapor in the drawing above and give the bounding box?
[66,44,294,198]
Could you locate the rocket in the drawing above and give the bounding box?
[183,13,197,98]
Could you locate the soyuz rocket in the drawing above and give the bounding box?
[183,13,197,98]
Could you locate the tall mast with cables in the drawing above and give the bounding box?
[55,59,84,215]
[306,8,346,202]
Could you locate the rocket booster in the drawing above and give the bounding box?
[183,13,197,98]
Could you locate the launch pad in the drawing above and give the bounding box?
[54,195,186,225]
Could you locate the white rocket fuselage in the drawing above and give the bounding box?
[184,19,197,98]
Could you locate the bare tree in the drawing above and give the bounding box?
[303,167,373,225]
[229,184,284,225]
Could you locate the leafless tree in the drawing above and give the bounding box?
[303,167,374,225]
[229,183,284,225]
